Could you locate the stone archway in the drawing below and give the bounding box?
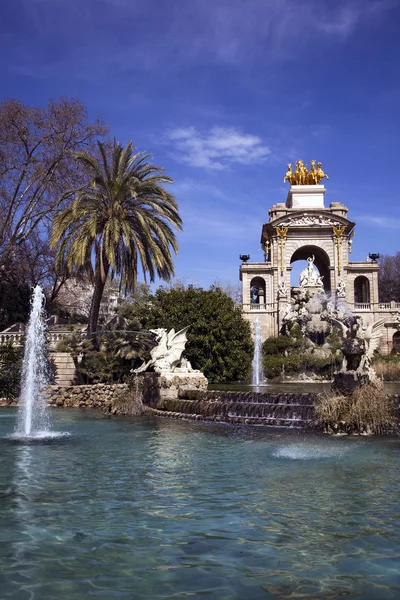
[354,276,370,304]
[290,245,331,291]
[249,276,266,305]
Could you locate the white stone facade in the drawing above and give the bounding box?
[240,185,399,354]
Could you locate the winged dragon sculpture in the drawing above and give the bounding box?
[330,316,387,379]
[134,326,197,374]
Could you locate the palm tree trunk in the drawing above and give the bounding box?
[88,258,109,338]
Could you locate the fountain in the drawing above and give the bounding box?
[14,285,52,438]
[251,316,264,386]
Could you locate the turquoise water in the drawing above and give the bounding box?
[1,409,400,599]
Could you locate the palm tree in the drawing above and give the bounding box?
[51,140,182,336]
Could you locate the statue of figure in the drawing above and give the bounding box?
[262,239,270,262]
[337,278,346,298]
[309,159,317,184]
[134,327,191,374]
[281,302,296,324]
[278,279,287,299]
[294,160,306,185]
[250,285,259,303]
[357,319,387,376]
[299,255,323,288]
[300,162,309,185]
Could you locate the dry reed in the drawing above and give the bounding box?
[315,381,398,435]
[372,358,400,381]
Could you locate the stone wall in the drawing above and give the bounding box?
[46,383,144,415]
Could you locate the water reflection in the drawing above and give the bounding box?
[1,410,400,599]
[12,445,37,563]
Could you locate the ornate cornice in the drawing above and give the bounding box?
[272,212,350,228]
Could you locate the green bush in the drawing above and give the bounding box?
[262,334,332,380]
[0,342,23,399]
[55,328,152,384]
[263,335,304,355]
[128,285,253,383]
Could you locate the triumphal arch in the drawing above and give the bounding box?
[240,160,400,353]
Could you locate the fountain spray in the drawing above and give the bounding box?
[16,286,51,437]
[251,316,264,386]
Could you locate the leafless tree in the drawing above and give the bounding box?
[379,253,400,302]
[0,97,107,266]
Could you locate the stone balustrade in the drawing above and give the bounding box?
[243,303,275,312]
[0,330,72,349]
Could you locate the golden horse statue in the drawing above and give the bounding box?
[283,163,293,184]
[284,160,329,185]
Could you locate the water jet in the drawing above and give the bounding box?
[14,286,53,439]
[251,316,264,386]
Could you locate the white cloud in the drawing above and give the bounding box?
[14,0,397,78]
[167,126,271,169]
[355,215,400,229]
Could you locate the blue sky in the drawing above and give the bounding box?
[1,0,400,289]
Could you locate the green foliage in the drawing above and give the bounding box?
[262,334,331,379]
[263,334,303,355]
[0,342,23,399]
[68,314,89,325]
[287,322,302,339]
[51,139,182,335]
[325,328,343,352]
[57,327,152,384]
[263,353,332,379]
[128,285,253,383]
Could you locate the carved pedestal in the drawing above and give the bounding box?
[140,371,208,406]
[332,371,369,395]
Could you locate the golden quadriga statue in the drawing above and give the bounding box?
[284,160,329,185]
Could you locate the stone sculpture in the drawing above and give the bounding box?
[278,279,288,299]
[134,326,198,374]
[278,215,343,227]
[299,256,324,288]
[327,315,388,392]
[336,278,346,298]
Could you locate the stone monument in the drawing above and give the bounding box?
[299,255,324,289]
[240,159,400,354]
[327,315,388,393]
[134,327,208,401]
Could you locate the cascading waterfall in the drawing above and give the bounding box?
[251,316,264,386]
[15,286,51,437]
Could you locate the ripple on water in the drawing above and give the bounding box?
[0,409,400,600]
[273,441,355,460]
[5,430,71,443]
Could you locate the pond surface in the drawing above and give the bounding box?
[1,408,400,599]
